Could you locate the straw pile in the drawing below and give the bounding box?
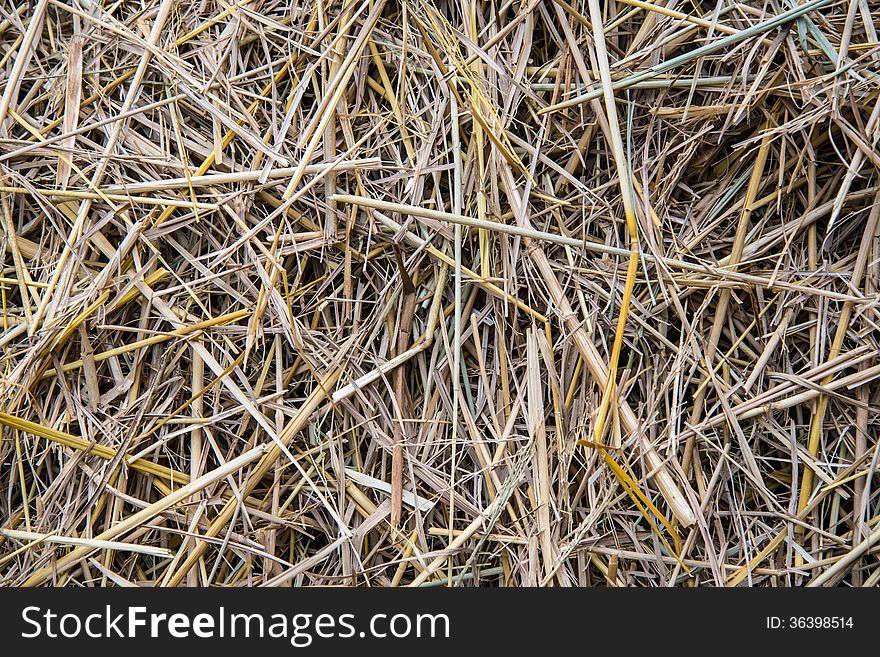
[0,0,879,587]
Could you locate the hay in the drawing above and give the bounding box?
[0,0,879,587]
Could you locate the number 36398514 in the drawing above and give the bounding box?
[766,616,854,630]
